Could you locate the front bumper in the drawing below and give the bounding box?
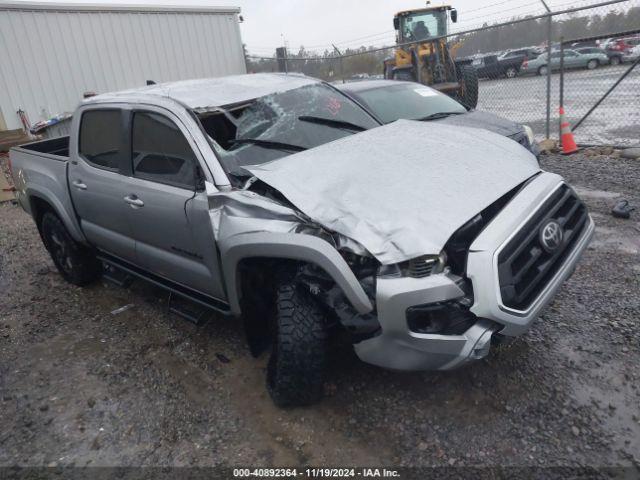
[354,172,594,370]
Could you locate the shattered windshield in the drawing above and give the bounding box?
[197,83,379,177]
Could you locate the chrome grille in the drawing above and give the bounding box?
[497,185,588,310]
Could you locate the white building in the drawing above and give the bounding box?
[0,1,246,131]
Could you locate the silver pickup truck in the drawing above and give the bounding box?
[10,73,594,407]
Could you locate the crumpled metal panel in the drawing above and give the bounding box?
[90,74,318,111]
[247,120,540,265]
[208,189,305,242]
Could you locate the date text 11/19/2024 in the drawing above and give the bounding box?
[233,468,401,478]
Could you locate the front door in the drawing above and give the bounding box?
[120,109,224,299]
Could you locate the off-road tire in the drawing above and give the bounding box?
[267,283,328,407]
[457,64,479,108]
[587,59,598,70]
[40,212,101,286]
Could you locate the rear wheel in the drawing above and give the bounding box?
[40,212,101,286]
[538,65,548,76]
[505,66,518,78]
[610,56,621,66]
[266,283,328,407]
[587,59,598,70]
[456,64,479,109]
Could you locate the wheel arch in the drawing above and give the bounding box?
[219,233,374,317]
[26,188,86,243]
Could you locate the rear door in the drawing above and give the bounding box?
[68,107,136,261]
[118,108,225,299]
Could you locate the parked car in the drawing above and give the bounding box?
[622,44,640,63]
[471,53,524,79]
[9,73,594,406]
[520,49,609,75]
[575,46,622,66]
[336,79,538,155]
[607,36,640,59]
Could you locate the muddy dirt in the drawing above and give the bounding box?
[0,151,639,470]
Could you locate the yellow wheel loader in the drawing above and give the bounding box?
[383,4,478,108]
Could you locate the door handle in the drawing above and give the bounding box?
[72,180,87,190]
[124,195,144,208]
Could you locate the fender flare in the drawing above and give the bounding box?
[26,185,86,243]
[219,232,374,317]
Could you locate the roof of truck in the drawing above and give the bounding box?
[85,73,320,112]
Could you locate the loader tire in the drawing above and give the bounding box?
[41,212,101,286]
[393,70,415,82]
[457,64,479,109]
[267,283,328,407]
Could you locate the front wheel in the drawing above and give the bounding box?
[456,64,479,109]
[40,212,101,285]
[587,59,598,70]
[610,56,621,66]
[267,283,328,407]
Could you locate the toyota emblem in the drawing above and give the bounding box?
[539,220,564,253]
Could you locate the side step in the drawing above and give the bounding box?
[102,262,134,288]
[168,292,212,325]
[97,253,232,322]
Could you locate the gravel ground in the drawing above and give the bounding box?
[0,151,639,471]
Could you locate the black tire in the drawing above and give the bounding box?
[40,212,101,286]
[457,64,479,109]
[392,69,415,82]
[538,65,548,76]
[505,66,518,78]
[587,59,598,70]
[267,283,327,407]
[610,56,621,66]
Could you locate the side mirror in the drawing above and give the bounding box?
[393,17,399,30]
[450,9,458,23]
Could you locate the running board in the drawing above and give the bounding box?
[97,253,232,317]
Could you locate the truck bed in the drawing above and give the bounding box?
[19,136,70,158]
[9,135,85,242]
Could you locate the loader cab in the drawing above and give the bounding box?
[394,6,456,43]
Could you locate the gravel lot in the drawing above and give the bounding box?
[0,151,639,471]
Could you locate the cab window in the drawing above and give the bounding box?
[79,109,122,171]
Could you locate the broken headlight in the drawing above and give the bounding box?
[378,251,448,279]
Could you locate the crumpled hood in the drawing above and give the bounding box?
[247,120,540,265]
[436,110,524,137]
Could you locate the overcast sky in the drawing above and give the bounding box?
[18,0,611,55]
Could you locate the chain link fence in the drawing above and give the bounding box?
[246,0,640,146]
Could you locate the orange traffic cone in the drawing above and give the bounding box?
[559,107,579,155]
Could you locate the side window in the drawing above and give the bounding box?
[131,112,198,189]
[79,109,122,171]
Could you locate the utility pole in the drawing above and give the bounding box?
[332,44,345,83]
[540,0,552,139]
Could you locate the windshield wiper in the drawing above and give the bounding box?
[298,115,367,132]
[417,111,466,121]
[228,138,307,152]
